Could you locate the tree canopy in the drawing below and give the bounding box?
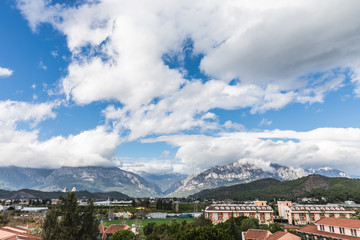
[42,192,99,240]
[111,229,135,240]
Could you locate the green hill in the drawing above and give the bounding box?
[190,175,360,202]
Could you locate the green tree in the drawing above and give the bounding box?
[78,201,100,239]
[111,230,135,240]
[144,222,156,236]
[193,215,212,228]
[41,192,99,240]
[227,218,242,240]
[240,218,259,232]
[42,208,61,240]
[156,199,162,210]
[268,222,284,233]
[180,225,232,240]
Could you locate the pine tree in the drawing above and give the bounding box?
[78,201,100,239]
[41,192,99,240]
[227,217,242,240]
[42,207,61,240]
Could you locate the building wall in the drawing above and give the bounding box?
[277,201,292,219]
[253,201,268,206]
[289,212,353,225]
[316,223,359,237]
[205,210,273,225]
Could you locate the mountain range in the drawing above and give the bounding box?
[0,166,161,198]
[165,161,349,197]
[0,162,349,198]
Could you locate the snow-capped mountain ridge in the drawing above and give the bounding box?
[166,160,349,197]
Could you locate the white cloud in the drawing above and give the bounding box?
[0,100,58,127]
[145,128,360,175]
[0,67,13,77]
[0,125,119,169]
[16,0,360,140]
[39,60,47,70]
[259,118,272,126]
[50,50,58,58]
[120,158,185,175]
[13,0,360,173]
[0,100,120,168]
[223,120,245,131]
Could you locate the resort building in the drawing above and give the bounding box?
[277,201,354,225]
[297,217,360,240]
[204,203,274,225]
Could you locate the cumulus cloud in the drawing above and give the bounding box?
[0,100,58,127]
[0,67,13,77]
[13,0,360,173]
[223,120,245,131]
[0,100,120,168]
[0,125,119,169]
[120,158,185,174]
[16,0,360,139]
[144,128,360,175]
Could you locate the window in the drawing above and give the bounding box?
[319,225,325,231]
[351,229,357,236]
[339,227,345,234]
[329,226,335,232]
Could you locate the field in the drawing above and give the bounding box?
[103,217,195,228]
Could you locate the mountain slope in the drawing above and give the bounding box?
[166,161,308,197]
[308,167,350,178]
[166,160,349,197]
[190,175,360,202]
[0,167,53,190]
[0,166,161,198]
[39,166,162,197]
[138,172,188,192]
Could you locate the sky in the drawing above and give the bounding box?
[1,0,360,175]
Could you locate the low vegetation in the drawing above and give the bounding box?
[143,215,283,240]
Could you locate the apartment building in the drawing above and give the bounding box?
[204,203,274,225]
[297,217,360,240]
[277,201,354,225]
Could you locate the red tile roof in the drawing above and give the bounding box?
[316,218,360,229]
[267,231,287,240]
[245,229,272,240]
[267,231,300,240]
[0,227,42,240]
[104,224,131,234]
[298,225,360,240]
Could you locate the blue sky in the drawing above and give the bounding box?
[1,0,360,175]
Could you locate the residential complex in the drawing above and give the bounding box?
[204,202,274,225]
[278,201,354,225]
[297,217,360,240]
